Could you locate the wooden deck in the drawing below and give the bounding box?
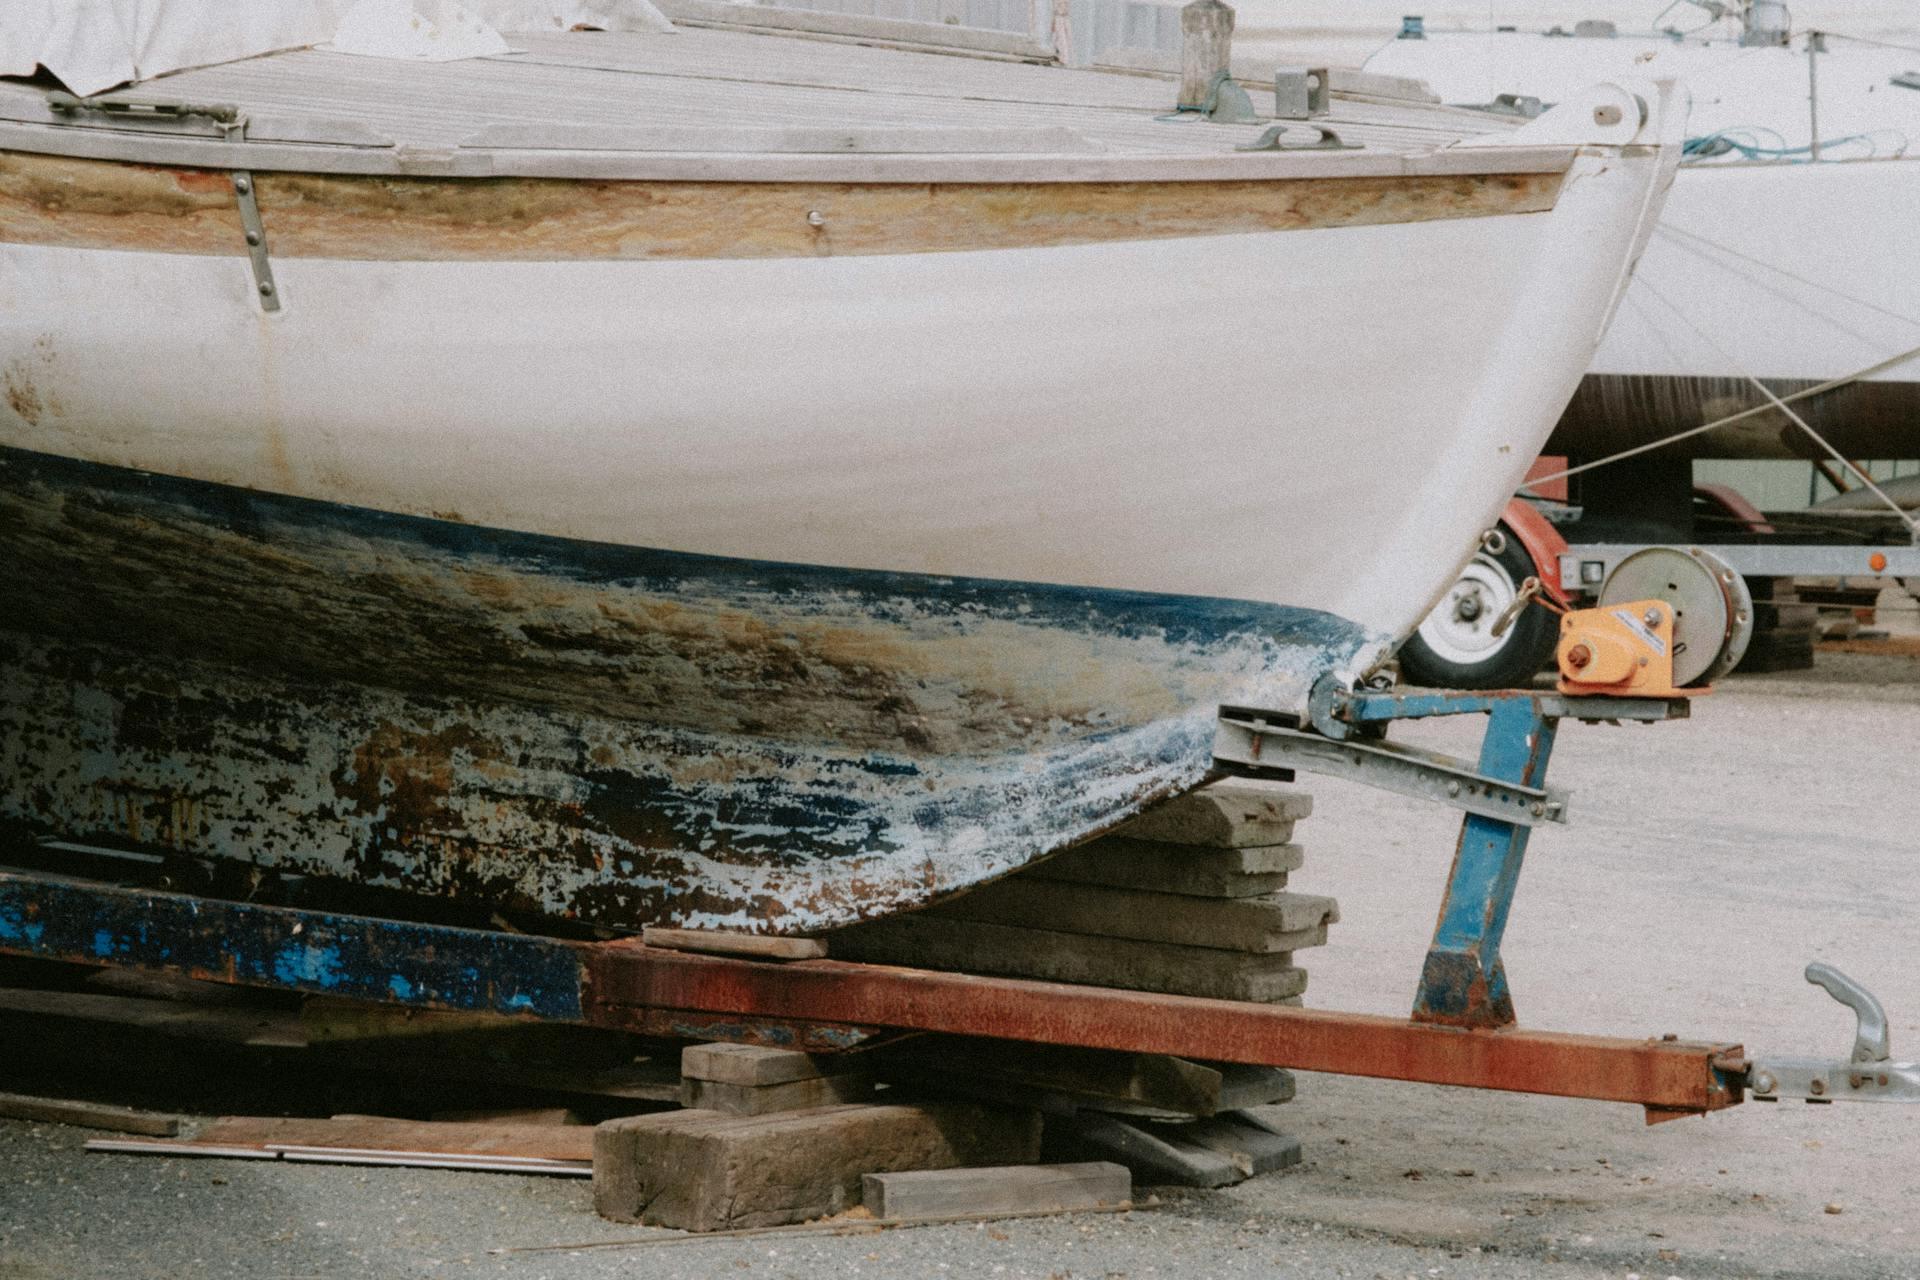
[0,20,1534,180]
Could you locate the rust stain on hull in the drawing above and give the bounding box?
[0,151,1564,261]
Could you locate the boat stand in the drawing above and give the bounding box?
[0,683,1842,1124]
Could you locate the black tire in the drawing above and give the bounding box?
[1397,526,1559,690]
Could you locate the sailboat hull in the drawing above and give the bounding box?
[0,84,1680,930]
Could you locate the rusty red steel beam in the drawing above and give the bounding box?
[581,943,1745,1117]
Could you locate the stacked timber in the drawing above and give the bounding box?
[597,1042,1048,1229]
[830,779,1336,1004]
[822,778,1329,1189]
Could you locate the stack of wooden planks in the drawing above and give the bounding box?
[831,778,1336,1004]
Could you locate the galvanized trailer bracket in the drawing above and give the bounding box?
[1216,681,1690,1030]
[230,172,281,312]
[44,91,281,311]
[1215,713,1570,826]
[1745,964,1920,1104]
[46,91,244,135]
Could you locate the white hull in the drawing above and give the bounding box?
[1369,29,1920,459]
[0,46,1680,929]
[2,135,1673,648]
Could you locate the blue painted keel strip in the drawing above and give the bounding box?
[0,872,587,1022]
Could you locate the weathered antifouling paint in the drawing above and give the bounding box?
[0,446,1382,932]
[0,872,586,1020]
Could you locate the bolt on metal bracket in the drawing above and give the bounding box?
[1214,713,1570,826]
[45,90,278,311]
[1272,67,1330,119]
[230,172,281,313]
[1747,963,1920,1104]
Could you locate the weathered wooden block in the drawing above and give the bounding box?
[862,1161,1130,1220]
[431,1106,582,1126]
[1179,1113,1302,1176]
[831,915,1310,1002]
[881,1038,1295,1119]
[1030,837,1303,897]
[680,1042,835,1087]
[680,1072,875,1115]
[593,1102,1041,1230]
[931,880,1338,954]
[1215,1065,1297,1111]
[641,927,827,960]
[0,1091,186,1137]
[1056,1111,1242,1188]
[1114,781,1312,848]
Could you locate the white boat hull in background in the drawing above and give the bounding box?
[1368,28,1920,460]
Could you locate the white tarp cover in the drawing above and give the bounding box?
[0,0,672,96]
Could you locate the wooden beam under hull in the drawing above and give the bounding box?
[0,871,1745,1119]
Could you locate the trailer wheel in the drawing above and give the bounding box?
[1399,527,1559,689]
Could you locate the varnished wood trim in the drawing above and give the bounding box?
[0,151,1563,262]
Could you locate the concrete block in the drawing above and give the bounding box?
[680,1072,875,1115]
[681,1042,835,1087]
[593,1102,1041,1230]
[1030,837,1303,897]
[831,914,1311,1002]
[931,880,1339,954]
[1114,781,1312,847]
[862,1162,1130,1220]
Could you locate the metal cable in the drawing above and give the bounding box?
[1819,29,1920,57]
[1524,339,1920,487]
[1631,275,1920,532]
[1654,224,1920,331]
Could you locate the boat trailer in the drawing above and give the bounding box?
[3,685,1913,1122]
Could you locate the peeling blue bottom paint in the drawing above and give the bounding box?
[0,873,586,1020]
[0,445,1387,932]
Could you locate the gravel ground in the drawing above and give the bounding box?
[2,647,1916,1280]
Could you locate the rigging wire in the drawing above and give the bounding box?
[1816,29,1920,58]
[1652,224,1920,331]
[1630,274,1920,531]
[1683,126,1910,161]
[1522,339,1920,488]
